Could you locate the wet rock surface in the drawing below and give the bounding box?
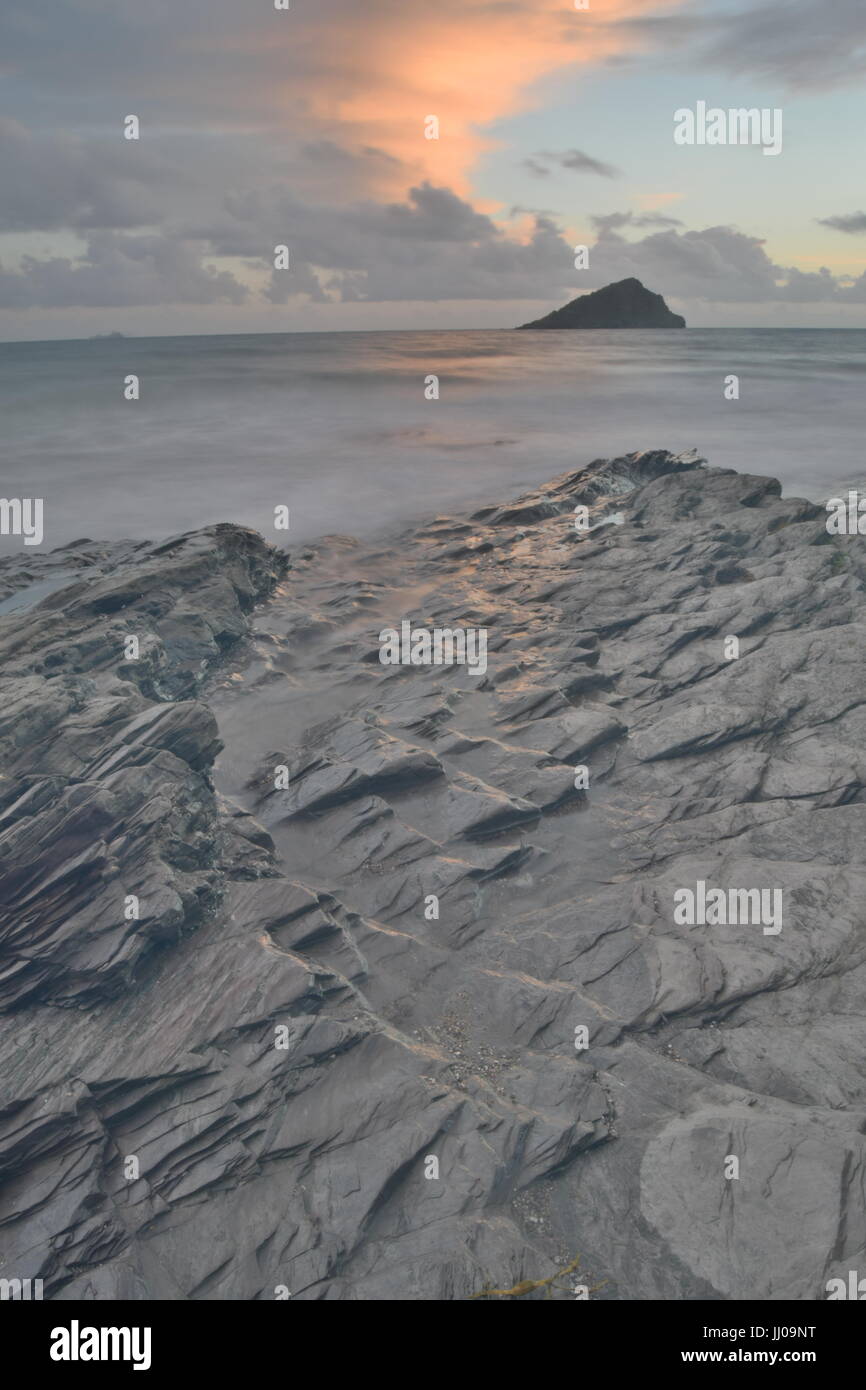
[2,450,865,1300]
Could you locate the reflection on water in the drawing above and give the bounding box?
[1,327,863,552]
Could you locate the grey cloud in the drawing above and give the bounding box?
[633,212,685,228]
[132,181,866,310]
[197,180,854,309]
[0,233,248,309]
[621,0,866,89]
[817,212,866,235]
[590,211,634,232]
[508,203,558,217]
[556,149,621,178]
[336,211,571,303]
[186,183,503,263]
[698,0,866,89]
[351,183,501,243]
[583,223,780,301]
[0,1,288,128]
[776,265,840,302]
[526,149,620,179]
[591,210,683,232]
[836,269,866,302]
[2,170,859,313]
[175,181,575,303]
[579,222,858,306]
[0,119,188,232]
[321,212,859,307]
[300,141,401,168]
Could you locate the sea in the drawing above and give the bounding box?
[1,327,864,554]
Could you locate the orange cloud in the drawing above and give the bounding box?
[201,0,690,199]
[313,0,688,194]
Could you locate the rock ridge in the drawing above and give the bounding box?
[2,451,865,1301]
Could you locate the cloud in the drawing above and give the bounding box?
[0,233,248,308]
[698,0,866,88]
[581,221,861,306]
[817,212,866,235]
[352,183,500,242]
[190,186,866,309]
[251,188,577,304]
[590,210,684,231]
[525,149,621,178]
[0,177,859,313]
[0,0,685,200]
[587,221,780,300]
[0,0,863,323]
[556,149,621,178]
[621,0,866,90]
[0,119,188,233]
[0,0,695,322]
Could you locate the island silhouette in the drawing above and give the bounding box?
[518,277,686,329]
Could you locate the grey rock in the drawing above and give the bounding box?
[2,450,864,1302]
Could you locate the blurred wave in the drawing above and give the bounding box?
[0,327,863,552]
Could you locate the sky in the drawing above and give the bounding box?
[2,0,866,339]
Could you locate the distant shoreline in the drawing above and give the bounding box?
[3,324,866,347]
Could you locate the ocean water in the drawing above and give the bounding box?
[1,328,864,554]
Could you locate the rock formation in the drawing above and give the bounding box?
[1,450,864,1300]
[518,278,686,329]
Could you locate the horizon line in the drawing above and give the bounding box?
[3,324,866,347]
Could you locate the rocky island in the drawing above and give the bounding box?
[519,278,686,329]
[1,450,863,1301]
